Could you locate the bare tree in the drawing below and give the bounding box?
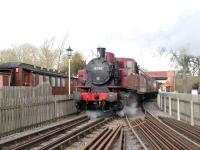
[0,36,86,76]
[159,48,192,93]
[13,44,39,64]
[0,48,17,62]
[88,49,98,58]
[38,38,56,68]
[55,35,69,70]
[0,44,38,64]
[190,56,200,75]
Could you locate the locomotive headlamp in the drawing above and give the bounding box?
[66,46,73,58]
[66,46,73,96]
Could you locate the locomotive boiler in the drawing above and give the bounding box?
[73,48,158,112]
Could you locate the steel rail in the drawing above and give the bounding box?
[142,103,200,149]
[159,117,200,143]
[146,113,195,149]
[0,115,89,150]
[118,128,125,150]
[146,111,200,149]
[44,118,114,150]
[159,116,200,134]
[11,118,89,150]
[125,115,148,150]
[135,119,173,150]
[103,126,122,150]
[144,117,189,149]
[83,128,110,150]
[131,119,162,150]
[85,129,112,150]
[96,126,120,150]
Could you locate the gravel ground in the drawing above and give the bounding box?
[144,99,169,118]
[31,118,99,150]
[67,117,145,150]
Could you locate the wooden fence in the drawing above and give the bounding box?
[0,83,76,137]
[157,92,200,126]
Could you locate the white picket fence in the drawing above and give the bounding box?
[0,83,76,137]
[157,92,200,126]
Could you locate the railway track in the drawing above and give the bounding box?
[81,117,145,150]
[0,115,122,150]
[125,115,147,150]
[159,116,200,144]
[131,104,200,150]
[67,117,147,150]
[2,100,200,150]
[0,115,90,150]
[0,113,147,150]
[83,125,125,150]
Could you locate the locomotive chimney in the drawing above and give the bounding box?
[97,47,106,58]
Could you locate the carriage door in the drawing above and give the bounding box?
[0,75,3,87]
[0,75,10,87]
[3,75,9,86]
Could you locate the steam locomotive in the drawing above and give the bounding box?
[73,48,158,112]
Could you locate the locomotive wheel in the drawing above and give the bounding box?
[110,101,124,112]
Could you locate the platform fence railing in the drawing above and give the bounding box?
[0,83,76,137]
[157,92,200,126]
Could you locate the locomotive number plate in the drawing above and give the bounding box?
[94,66,103,70]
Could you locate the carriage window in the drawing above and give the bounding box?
[49,76,51,84]
[62,78,66,87]
[127,60,133,75]
[24,73,29,86]
[51,77,55,87]
[46,76,50,84]
[32,74,35,86]
[57,77,61,87]
[43,75,46,82]
[0,75,3,87]
[33,74,39,86]
[39,75,43,84]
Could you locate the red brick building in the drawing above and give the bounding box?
[146,70,175,92]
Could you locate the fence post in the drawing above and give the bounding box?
[160,95,162,110]
[177,98,180,120]
[169,96,172,116]
[190,96,194,126]
[164,96,167,112]
[20,100,24,128]
[157,94,160,108]
[54,96,57,119]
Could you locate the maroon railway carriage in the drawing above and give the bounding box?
[0,62,76,95]
[74,48,159,112]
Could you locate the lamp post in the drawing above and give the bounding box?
[66,46,73,96]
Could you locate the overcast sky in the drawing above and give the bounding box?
[0,0,200,71]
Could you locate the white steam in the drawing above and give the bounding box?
[117,93,140,117]
[86,110,112,118]
[117,102,138,117]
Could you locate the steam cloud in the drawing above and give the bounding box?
[117,93,140,117]
[86,110,112,118]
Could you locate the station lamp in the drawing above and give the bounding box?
[67,46,73,58]
[66,46,73,96]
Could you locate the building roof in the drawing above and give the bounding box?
[146,71,168,78]
[0,62,68,77]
